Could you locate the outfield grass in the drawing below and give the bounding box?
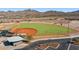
[13,23,74,36]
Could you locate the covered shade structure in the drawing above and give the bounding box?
[7,36,24,42]
[4,36,25,46]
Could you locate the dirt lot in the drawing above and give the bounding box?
[62,20,79,35]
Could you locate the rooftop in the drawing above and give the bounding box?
[6,36,25,42]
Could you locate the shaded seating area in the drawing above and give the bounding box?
[0,30,14,37]
[3,36,25,46]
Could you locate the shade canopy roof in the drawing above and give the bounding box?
[7,36,24,42]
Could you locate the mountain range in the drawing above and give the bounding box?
[0,9,79,20]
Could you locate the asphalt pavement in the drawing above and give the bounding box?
[19,38,73,50]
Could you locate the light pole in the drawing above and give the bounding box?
[68,20,70,36]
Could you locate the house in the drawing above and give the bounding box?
[4,36,25,46]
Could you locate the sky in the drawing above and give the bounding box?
[0,8,79,12]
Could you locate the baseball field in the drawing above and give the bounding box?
[11,23,74,36]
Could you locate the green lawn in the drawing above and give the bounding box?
[13,23,74,35]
